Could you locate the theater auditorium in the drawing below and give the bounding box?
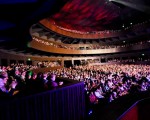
[0,0,150,120]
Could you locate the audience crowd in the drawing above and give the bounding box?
[49,64,150,104]
[37,61,61,68]
[107,58,150,63]
[0,63,63,99]
[0,63,150,106]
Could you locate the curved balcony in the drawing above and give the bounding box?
[29,39,150,55]
[40,19,150,39]
[40,19,124,39]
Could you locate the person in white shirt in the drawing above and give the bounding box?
[94,87,104,99]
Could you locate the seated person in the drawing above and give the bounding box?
[0,74,18,99]
[46,74,63,89]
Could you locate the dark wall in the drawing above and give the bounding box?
[64,60,72,68]
[0,79,85,120]
[74,60,81,66]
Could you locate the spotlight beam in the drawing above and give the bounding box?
[110,0,150,14]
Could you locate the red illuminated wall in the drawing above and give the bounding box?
[50,0,120,32]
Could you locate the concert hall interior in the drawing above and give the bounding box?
[0,0,150,120]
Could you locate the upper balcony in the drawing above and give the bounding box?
[29,36,150,55]
[40,19,150,39]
